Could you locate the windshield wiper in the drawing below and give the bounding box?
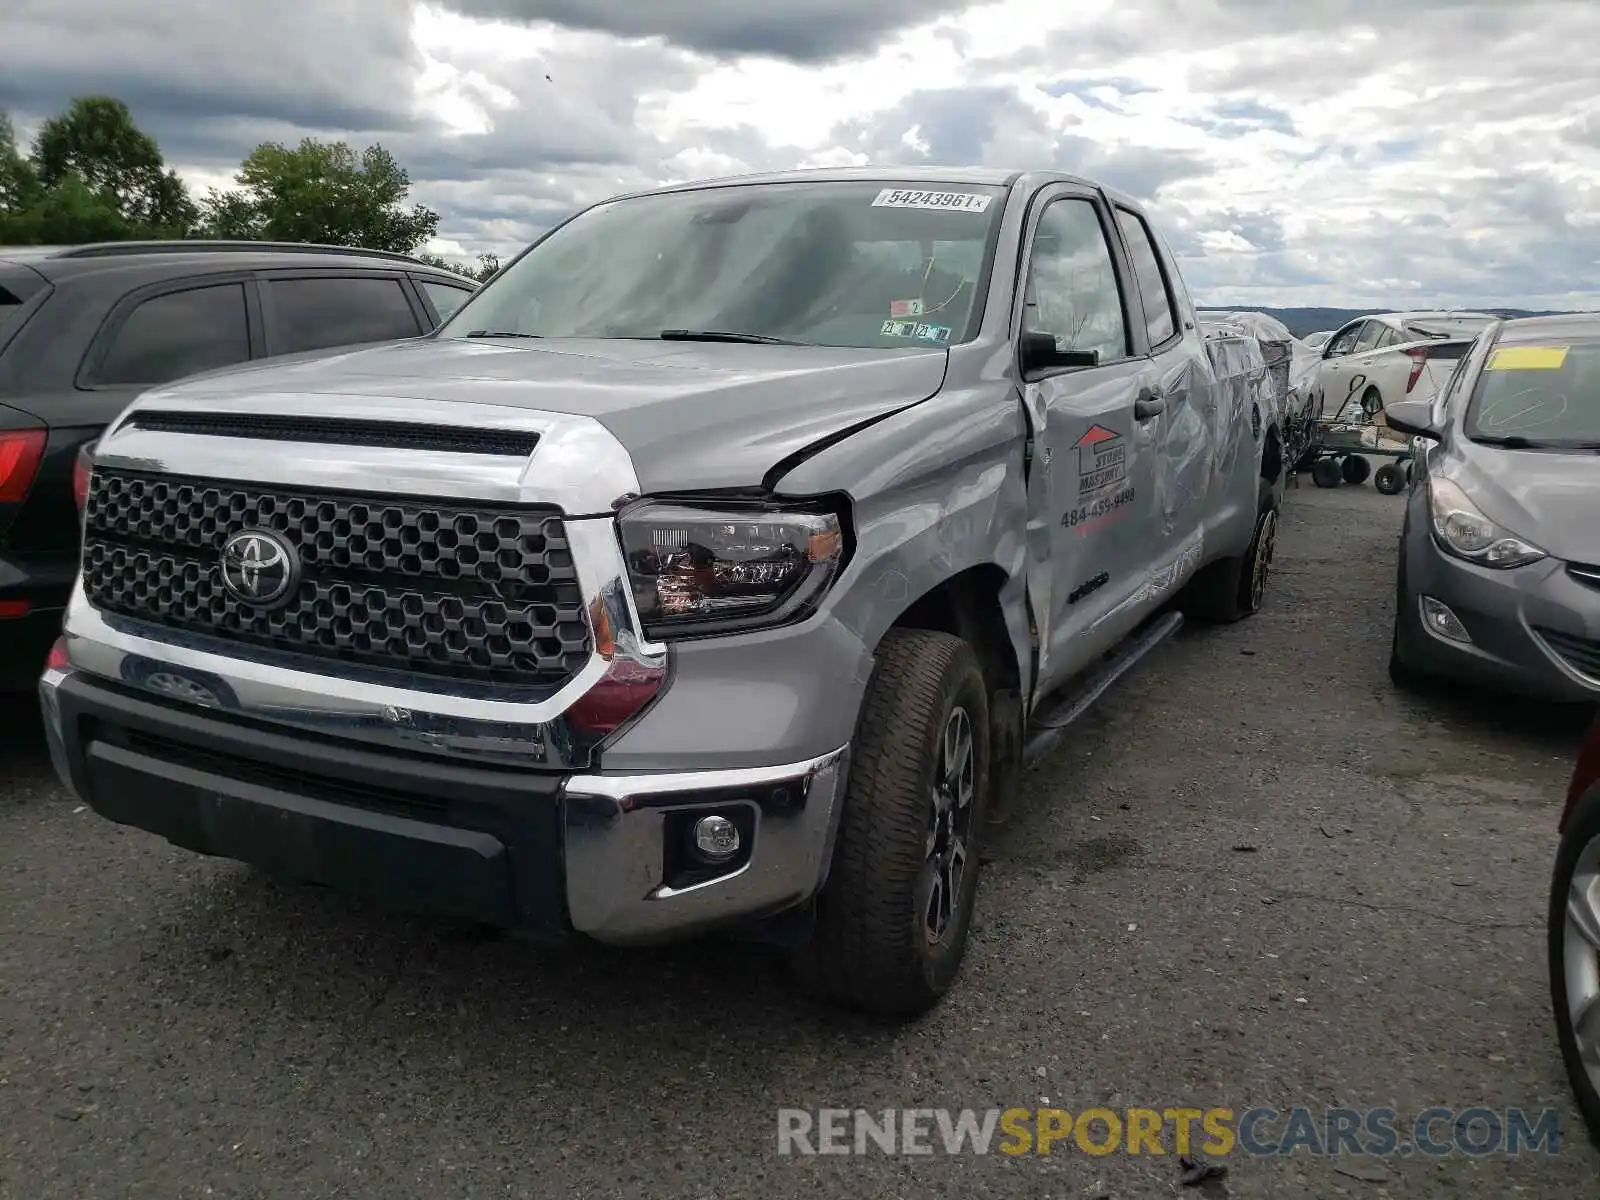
[658,329,809,346]
[1472,434,1600,450]
[463,330,541,338]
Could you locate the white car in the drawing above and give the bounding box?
[1311,310,1496,421]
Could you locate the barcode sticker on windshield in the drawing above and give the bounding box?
[1486,346,1568,371]
[872,188,992,213]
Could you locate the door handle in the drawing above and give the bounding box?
[1134,387,1166,420]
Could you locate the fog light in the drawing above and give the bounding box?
[693,814,741,861]
[1420,596,1471,644]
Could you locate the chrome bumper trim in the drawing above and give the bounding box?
[38,665,76,797]
[563,745,851,943]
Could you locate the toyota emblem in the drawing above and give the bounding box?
[220,528,299,608]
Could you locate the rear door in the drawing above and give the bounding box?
[1111,204,1211,571]
[258,270,428,357]
[1015,184,1160,697]
[13,275,263,556]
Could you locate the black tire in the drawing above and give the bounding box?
[791,629,991,1017]
[1341,454,1371,485]
[1374,463,1406,495]
[1549,784,1600,1145]
[1181,482,1279,624]
[1311,458,1342,488]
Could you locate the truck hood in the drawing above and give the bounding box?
[1457,446,1600,565]
[143,336,950,493]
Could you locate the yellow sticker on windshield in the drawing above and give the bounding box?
[1486,346,1568,370]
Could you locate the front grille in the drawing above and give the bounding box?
[81,469,592,688]
[1568,564,1600,591]
[1534,627,1600,679]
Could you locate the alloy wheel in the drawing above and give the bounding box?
[1249,509,1279,611]
[924,705,976,944]
[1562,832,1600,1097]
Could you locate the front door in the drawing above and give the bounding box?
[1015,189,1160,700]
[1317,318,1372,418]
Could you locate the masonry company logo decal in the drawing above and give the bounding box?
[1076,425,1126,496]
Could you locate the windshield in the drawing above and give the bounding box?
[438,180,1007,349]
[1465,337,1600,446]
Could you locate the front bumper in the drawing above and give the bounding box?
[49,395,868,942]
[1395,526,1600,702]
[40,667,850,943]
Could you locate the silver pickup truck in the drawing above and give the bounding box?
[41,168,1288,1016]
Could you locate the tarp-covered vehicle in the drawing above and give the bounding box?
[1198,310,1321,473]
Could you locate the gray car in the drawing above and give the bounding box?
[40,168,1287,1016]
[1384,314,1600,701]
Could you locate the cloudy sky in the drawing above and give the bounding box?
[4,0,1598,310]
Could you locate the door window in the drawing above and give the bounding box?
[1354,321,1386,353]
[1325,323,1363,357]
[1114,208,1179,346]
[268,276,423,354]
[93,283,252,385]
[421,280,474,324]
[1023,198,1129,364]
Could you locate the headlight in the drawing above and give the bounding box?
[618,501,847,638]
[1427,477,1544,568]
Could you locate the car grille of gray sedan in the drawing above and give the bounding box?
[79,469,593,688]
[1535,626,1600,681]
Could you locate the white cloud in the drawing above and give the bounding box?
[4,0,1598,308]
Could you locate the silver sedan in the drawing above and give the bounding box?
[1384,314,1600,701]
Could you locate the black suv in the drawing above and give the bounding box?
[0,241,478,689]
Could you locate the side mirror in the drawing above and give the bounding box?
[1382,398,1440,440]
[1020,330,1098,375]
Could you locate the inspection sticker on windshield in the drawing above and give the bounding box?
[890,299,925,317]
[881,319,951,342]
[1487,345,1568,371]
[872,188,992,213]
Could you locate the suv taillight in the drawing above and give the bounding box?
[0,429,47,504]
[73,442,95,512]
[1404,346,1429,394]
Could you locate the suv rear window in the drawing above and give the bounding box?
[94,283,253,386]
[268,276,422,353]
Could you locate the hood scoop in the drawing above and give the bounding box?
[126,410,540,457]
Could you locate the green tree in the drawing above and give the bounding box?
[418,250,501,281]
[0,112,39,214]
[202,138,439,253]
[29,96,196,235]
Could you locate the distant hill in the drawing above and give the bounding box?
[1202,306,1577,339]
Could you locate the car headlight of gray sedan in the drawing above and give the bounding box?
[1427,476,1545,569]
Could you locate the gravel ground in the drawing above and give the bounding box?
[2,474,1596,1199]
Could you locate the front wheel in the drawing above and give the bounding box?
[1550,785,1600,1144]
[791,629,991,1017]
